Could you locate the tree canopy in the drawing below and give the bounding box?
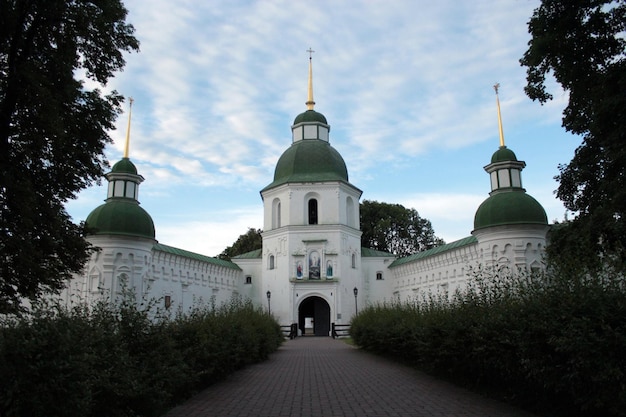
[520,0,626,269]
[219,228,263,261]
[0,0,139,313]
[360,200,444,258]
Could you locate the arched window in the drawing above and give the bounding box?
[308,199,318,225]
[351,253,356,269]
[272,199,281,229]
[117,273,129,293]
[346,197,355,228]
[269,255,275,270]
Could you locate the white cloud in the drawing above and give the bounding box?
[399,193,485,242]
[155,207,262,257]
[66,0,580,257]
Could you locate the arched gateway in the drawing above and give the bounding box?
[298,296,331,336]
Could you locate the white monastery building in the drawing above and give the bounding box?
[63,59,549,336]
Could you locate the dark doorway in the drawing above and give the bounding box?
[298,296,331,336]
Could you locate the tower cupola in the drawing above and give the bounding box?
[291,48,330,142]
[473,85,547,230]
[263,51,349,192]
[85,98,155,239]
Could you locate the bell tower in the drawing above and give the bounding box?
[258,52,363,334]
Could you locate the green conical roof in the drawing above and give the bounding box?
[262,140,348,191]
[293,110,328,125]
[490,146,517,163]
[111,157,138,174]
[474,191,547,230]
[86,199,155,239]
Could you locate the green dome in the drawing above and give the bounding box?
[474,191,547,230]
[293,110,328,125]
[491,146,518,163]
[111,158,138,174]
[85,199,155,239]
[263,140,348,191]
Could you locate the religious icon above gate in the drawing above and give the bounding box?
[309,250,320,279]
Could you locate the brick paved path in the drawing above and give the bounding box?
[163,337,537,417]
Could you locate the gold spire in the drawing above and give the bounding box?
[306,48,315,110]
[123,97,134,158]
[494,83,505,147]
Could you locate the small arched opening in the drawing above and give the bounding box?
[308,199,318,224]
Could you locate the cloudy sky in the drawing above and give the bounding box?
[66,0,580,257]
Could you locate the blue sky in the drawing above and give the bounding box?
[66,0,580,257]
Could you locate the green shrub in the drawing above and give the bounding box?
[170,296,282,387]
[0,294,283,417]
[351,266,626,417]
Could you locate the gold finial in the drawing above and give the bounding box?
[494,83,505,147]
[123,97,134,158]
[306,48,315,110]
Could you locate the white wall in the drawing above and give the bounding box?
[64,235,242,314]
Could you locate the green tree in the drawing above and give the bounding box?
[520,0,626,269]
[219,228,263,261]
[360,200,444,258]
[0,0,139,313]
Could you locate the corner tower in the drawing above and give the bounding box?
[78,99,156,301]
[259,51,363,334]
[472,85,548,270]
[86,98,155,240]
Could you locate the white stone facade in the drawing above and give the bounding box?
[64,77,548,334]
[63,236,241,313]
[66,155,548,338]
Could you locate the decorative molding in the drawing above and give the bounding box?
[290,278,339,283]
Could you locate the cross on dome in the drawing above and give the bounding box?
[494,83,505,147]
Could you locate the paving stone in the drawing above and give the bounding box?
[163,337,537,417]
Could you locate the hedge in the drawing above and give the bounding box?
[351,266,626,417]
[0,295,283,417]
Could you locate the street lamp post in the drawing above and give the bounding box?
[353,287,358,315]
[266,290,271,315]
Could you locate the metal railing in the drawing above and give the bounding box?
[280,323,298,339]
[331,323,350,339]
